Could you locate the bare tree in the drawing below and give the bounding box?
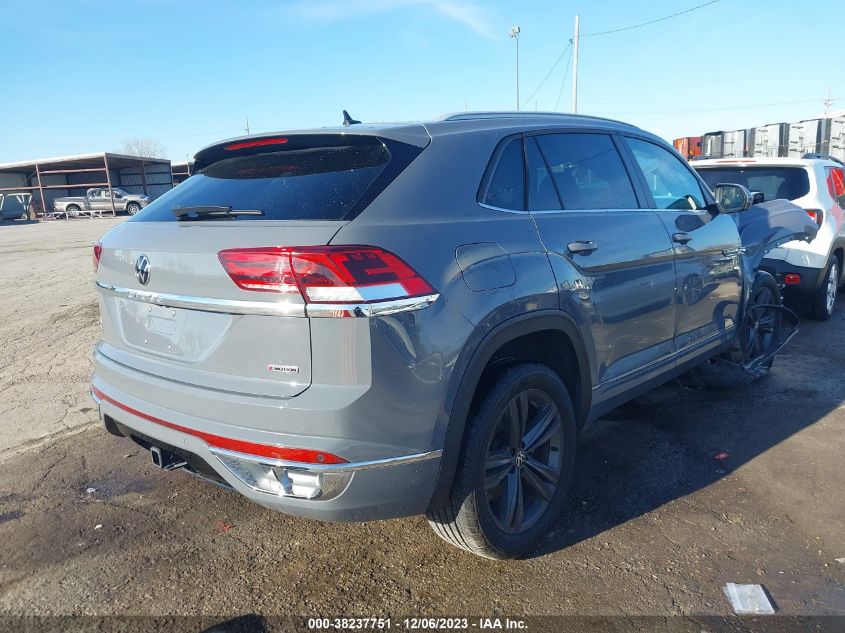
[120,138,167,159]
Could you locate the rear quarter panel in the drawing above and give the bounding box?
[330,128,563,450]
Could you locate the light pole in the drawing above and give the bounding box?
[509,26,520,111]
[572,15,580,114]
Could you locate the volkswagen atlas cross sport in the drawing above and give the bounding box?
[91,112,816,559]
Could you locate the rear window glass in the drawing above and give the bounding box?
[131,141,394,222]
[479,138,525,211]
[534,133,638,210]
[695,166,811,202]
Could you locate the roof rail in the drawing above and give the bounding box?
[438,111,629,126]
[802,152,845,166]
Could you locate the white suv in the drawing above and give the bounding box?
[695,155,845,319]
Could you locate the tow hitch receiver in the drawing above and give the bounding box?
[150,446,188,471]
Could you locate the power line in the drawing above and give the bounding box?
[582,0,722,37]
[521,42,572,110]
[554,44,574,111]
[595,97,839,116]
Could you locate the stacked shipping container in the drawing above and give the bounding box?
[674,116,845,161]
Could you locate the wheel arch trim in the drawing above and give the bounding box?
[427,310,592,511]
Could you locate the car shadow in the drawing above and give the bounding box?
[529,304,845,558]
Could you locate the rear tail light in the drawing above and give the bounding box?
[93,242,103,272]
[805,209,823,227]
[216,248,298,293]
[218,246,435,305]
[784,273,801,285]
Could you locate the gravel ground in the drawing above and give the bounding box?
[0,217,123,455]
[0,219,843,626]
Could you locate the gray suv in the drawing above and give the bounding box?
[91,112,816,558]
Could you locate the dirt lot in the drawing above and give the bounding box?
[0,219,843,626]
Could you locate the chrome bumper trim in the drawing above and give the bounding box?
[305,294,439,318]
[209,446,443,473]
[95,282,306,317]
[95,282,438,318]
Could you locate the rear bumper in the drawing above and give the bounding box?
[90,379,442,522]
[760,258,824,299]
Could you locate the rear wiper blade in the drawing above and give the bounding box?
[173,205,264,220]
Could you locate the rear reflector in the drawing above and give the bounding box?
[224,137,289,151]
[218,246,435,304]
[805,209,823,226]
[784,273,801,285]
[91,386,346,464]
[93,242,103,272]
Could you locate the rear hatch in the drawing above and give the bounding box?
[95,131,427,398]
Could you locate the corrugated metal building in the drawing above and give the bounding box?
[0,153,173,217]
[171,161,195,185]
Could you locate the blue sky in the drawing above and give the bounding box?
[1,0,843,162]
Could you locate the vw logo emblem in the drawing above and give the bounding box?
[135,254,151,286]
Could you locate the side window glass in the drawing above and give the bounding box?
[627,138,705,210]
[826,167,845,207]
[534,133,638,210]
[479,138,525,211]
[525,137,561,211]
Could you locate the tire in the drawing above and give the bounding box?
[682,272,781,388]
[426,364,577,559]
[126,202,141,216]
[809,258,839,321]
[65,205,81,217]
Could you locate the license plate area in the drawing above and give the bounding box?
[115,297,232,361]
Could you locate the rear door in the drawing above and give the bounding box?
[621,136,743,353]
[95,134,421,398]
[525,131,677,387]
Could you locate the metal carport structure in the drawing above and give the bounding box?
[0,153,173,219]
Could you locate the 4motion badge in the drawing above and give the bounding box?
[267,364,300,374]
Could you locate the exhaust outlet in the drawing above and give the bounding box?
[150,446,187,471]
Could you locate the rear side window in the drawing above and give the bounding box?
[826,167,845,207]
[534,133,638,210]
[626,137,705,210]
[695,166,811,202]
[479,138,525,210]
[131,138,406,222]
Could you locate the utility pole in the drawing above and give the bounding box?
[572,14,580,113]
[245,117,250,135]
[509,26,521,110]
[824,88,833,116]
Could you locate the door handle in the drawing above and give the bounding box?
[567,240,599,255]
[672,232,693,245]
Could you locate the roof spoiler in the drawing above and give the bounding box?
[802,153,845,166]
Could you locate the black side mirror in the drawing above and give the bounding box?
[751,191,765,204]
[714,183,754,213]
